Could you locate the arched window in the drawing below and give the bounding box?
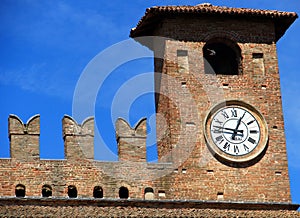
[144,187,154,200]
[68,185,77,198]
[15,184,25,197]
[42,184,52,197]
[93,186,103,198]
[203,38,242,75]
[119,186,129,199]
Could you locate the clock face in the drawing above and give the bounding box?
[204,101,268,163]
[210,106,260,156]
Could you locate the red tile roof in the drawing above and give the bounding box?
[130,4,298,41]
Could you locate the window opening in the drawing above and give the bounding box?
[15,184,25,197]
[42,184,52,197]
[177,50,188,56]
[158,190,166,198]
[119,186,129,199]
[93,186,103,198]
[252,53,263,59]
[144,187,154,200]
[217,192,224,200]
[68,185,77,198]
[204,39,241,75]
[177,49,189,73]
[252,52,265,76]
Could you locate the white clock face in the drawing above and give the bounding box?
[204,101,268,163]
[210,106,261,156]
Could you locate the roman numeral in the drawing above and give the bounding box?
[212,128,222,133]
[223,142,230,151]
[215,135,224,144]
[214,119,223,125]
[243,144,249,152]
[221,111,229,119]
[234,145,239,154]
[250,130,259,134]
[248,137,256,144]
[231,109,237,117]
[247,120,255,125]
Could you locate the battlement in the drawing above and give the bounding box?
[5,114,149,162]
[62,115,94,160]
[7,114,96,161]
[9,114,40,161]
[116,118,147,162]
[0,114,177,199]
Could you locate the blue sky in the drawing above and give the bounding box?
[0,0,299,204]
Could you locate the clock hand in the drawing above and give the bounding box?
[231,112,246,140]
[213,126,244,133]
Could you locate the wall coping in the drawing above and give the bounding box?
[0,197,298,211]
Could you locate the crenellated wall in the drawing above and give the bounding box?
[6,115,148,162]
[0,114,175,199]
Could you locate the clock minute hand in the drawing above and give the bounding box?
[213,126,243,133]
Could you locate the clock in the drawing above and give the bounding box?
[204,100,268,163]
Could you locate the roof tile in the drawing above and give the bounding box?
[130,4,298,41]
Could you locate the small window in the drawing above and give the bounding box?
[252,53,263,59]
[42,184,52,197]
[158,190,166,198]
[217,192,224,200]
[93,186,103,198]
[15,184,25,197]
[119,186,129,199]
[207,169,214,174]
[144,187,154,200]
[68,185,77,198]
[204,38,241,75]
[252,53,265,76]
[177,49,189,73]
[177,50,188,56]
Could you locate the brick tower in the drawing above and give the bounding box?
[130,3,298,202]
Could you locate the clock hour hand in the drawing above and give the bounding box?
[231,112,246,140]
[213,126,243,133]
